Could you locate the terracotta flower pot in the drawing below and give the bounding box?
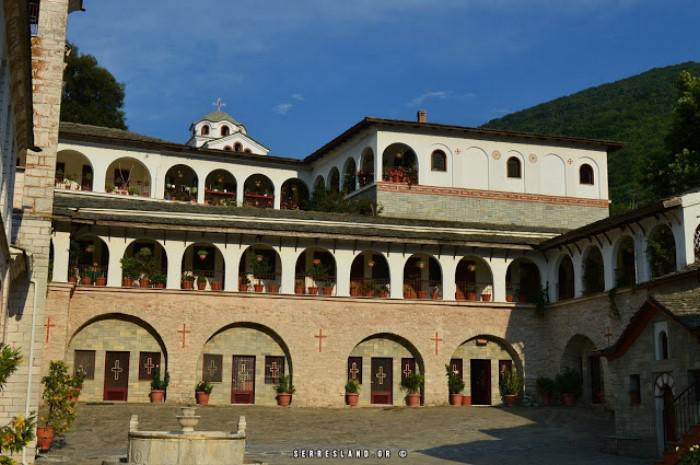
[122,277,133,287]
[308,287,318,295]
[294,286,305,295]
[462,395,472,406]
[405,393,421,407]
[81,276,92,286]
[450,393,463,406]
[431,292,441,300]
[154,282,165,289]
[276,393,292,406]
[68,276,78,284]
[95,276,107,287]
[417,290,427,299]
[150,389,165,403]
[561,393,575,406]
[268,284,279,294]
[379,291,389,298]
[350,288,360,297]
[196,392,210,405]
[503,394,518,407]
[346,392,359,407]
[481,293,492,302]
[197,281,207,291]
[139,277,150,288]
[211,281,222,291]
[323,286,333,296]
[182,280,194,290]
[404,291,416,299]
[455,290,465,301]
[506,294,514,303]
[36,426,54,452]
[467,291,477,301]
[254,284,264,293]
[238,283,248,292]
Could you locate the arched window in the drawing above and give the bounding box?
[244,148,252,154]
[431,150,447,172]
[580,164,594,185]
[201,125,210,136]
[223,146,232,151]
[659,331,669,360]
[221,125,230,137]
[506,157,521,179]
[234,142,243,152]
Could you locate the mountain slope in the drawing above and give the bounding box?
[482,61,700,213]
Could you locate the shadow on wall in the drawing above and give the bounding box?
[8,271,30,321]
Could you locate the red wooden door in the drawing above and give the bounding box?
[231,356,256,404]
[371,358,393,405]
[104,351,130,401]
[471,359,491,405]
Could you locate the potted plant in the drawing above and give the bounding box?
[294,280,305,295]
[195,380,213,405]
[251,254,271,292]
[455,288,465,301]
[95,272,107,287]
[403,285,416,299]
[555,368,582,406]
[500,369,522,407]
[345,379,360,407]
[196,275,208,291]
[360,282,374,298]
[416,289,427,300]
[267,282,280,293]
[68,371,85,403]
[481,285,493,302]
[149,367,169,403]
[401,372,423,407]
[238,275,250,292]
[68,269,78,284]
[377,284,389,299]
[120,256,140,287]
[135,247,154,288]
[39,361,76,452]
[80,273,92,286]
[466,288,477,301]
[322,280,334,296]
[536,376,555,406]
[182,271,195,290]
[151,273,167,289]
[446,365,465,406]
[431,288,441,300]
[350,284,361,297]
[275,374,295,406]
[210,279,222,291]
[306,259,326,296]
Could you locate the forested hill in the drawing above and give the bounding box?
[481,61,700,214]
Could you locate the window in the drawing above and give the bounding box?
[629,375,641,405]
[659,331,669,360]
[73,350,95,380]
[55,162,65,182]
[234,142,243,152]
[580,164,594,185]
[202,354,223,383]
[431,150,447,172]
[264,356,285,384]
[138,352,161,381]
[29,0,40,36]
[506,157,521,178]
[348,357,362,383]
[654,321,670,360]
[224,146,232,151]
[221,126,230,137]
[244,148,252,154]
[201,125,210,136]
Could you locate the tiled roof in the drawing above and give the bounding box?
[199,111,242,126]
[652,289,700,330]
[60,122,175,144]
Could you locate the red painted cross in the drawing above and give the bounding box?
[604,327,613,346]
[431,331,443,355]
[44,317,56,343]
[178,324,191,348]
[314,328,327,353]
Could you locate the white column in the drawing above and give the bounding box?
[197,175,206,204]
[490,258,509,303]
[91,159,108,194]
[273,185,281,210]
[154,166,165,200]
[635,231,650,283]
[672,221,687,270]
[105,238,128,288]
[572,250,584,297]
[166,242,186,290]
[221,246,245,292]
[439,256,458,301]
[51,231,71,282]
[602,241,616,291]
[236,181,245,207]
[334,249,353,297]
[279,247,299,295]
[386,253,406,299]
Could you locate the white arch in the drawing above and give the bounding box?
[458,146,489,190]
[542,153,566,196]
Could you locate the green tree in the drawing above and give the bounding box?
[648,70,700,198]
[61,43,127,129]
[0,345,35,465]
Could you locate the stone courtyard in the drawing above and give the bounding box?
[36,404,647,465]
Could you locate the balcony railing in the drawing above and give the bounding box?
[243,192,273,208]
[382,167,417,185]
[349,278,390,298]
[295,275,336,296]
[455,281,493,302]
[403,279,442,300]
[664,383,699,451]
[71,265,107,286]
[239,273,280,293]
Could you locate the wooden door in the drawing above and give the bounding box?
[104,351,130,401]
[471,359,491,405]
[231,356,256,404]
[371,358,393,405]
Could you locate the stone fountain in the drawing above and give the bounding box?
[126,407,255,465]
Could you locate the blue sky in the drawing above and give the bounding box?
[68,0,700,158]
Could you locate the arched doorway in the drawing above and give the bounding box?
[615,236,636,287]
[348,333,424,406]
[557,255,575,300]
[122,240,168,288]
[243,174,274,208]
[69,235,109,286]
[182,243,225,291]
[280,178,309,210]
[648,225,677,279]
[403,254,442,300]
[455,256,493,302]
[106,157,151,197]
[560,334,604,405]
[165,164,199,202]
[295,248,336,296]
[238,245,282,293]
[359,148,374,188]
[349,251,390,298]
[450,335,521,406]
[204,169,236,206]
[199,323,292,406]
[582,246,605,295]
[56,150,93,191]
[382,143,418,184]
[327,168,340,193]
[68,314,167,402]
[343,159,357,193]
[505,258,541,303]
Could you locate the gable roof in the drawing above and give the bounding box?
[198,111,242,126]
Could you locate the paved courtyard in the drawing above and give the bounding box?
[36,403,647,465]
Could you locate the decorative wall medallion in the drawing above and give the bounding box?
[528,153,538,163]
[567,158,573,165]
[492,150,501,160]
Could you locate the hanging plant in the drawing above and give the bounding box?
[197,249,209,261]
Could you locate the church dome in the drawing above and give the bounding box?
[199,110,242,126]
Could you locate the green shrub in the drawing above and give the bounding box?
[445,364,464,394]
[195,380,213,394]
[400,373,424,395]
[150,367,170,391]
[555,368,582,396]
[275,374,295,394]
[41,361,76,433]
[345,379,360,394]
[500,369,523,396]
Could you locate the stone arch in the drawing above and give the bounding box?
[280,178,309,210]
[313,175,325,193]
[327,167,340,193]
[105,157,151,197]
[647,224,677,279]
[165,164,199,202]
[204,169,237,206]
[614,235,636,287]
[455,256,493,302]
[342,158,357,193]
[556,254,575,301]
[233,142,243,152]
[68,313,168,402]
[359,147,375,187]
[349,251,390,298]
[655,373,677,453]
[123,239,168,288]
[238,244,282,293]
[295,247,337,295]
[347,332,424,406]
[505,257,541,303]
[243,174,274,208]
[450,335,522,406]
[382,143,418,184]
[69,234,109,286]
[182,242,225,291]
[582,245,605,295]
[220,125,230,137]
[403,253,442,300]
[56,149,93,191]
[199,322,292,406]
[560,334,603,405]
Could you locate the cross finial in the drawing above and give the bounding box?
[213,97,226,112]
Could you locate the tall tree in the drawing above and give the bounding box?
[648,70,700,198]
[61,43,127,129]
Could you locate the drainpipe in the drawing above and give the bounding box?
[21,255,38,465]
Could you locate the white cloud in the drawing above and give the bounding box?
[292,93,304,101]
[408,91,449,107]
[274,103,294,115]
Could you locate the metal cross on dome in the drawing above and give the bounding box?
[212,97,226,112]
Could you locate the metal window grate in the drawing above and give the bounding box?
[28,0,40,36]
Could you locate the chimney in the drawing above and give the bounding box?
[417,109,427,123]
